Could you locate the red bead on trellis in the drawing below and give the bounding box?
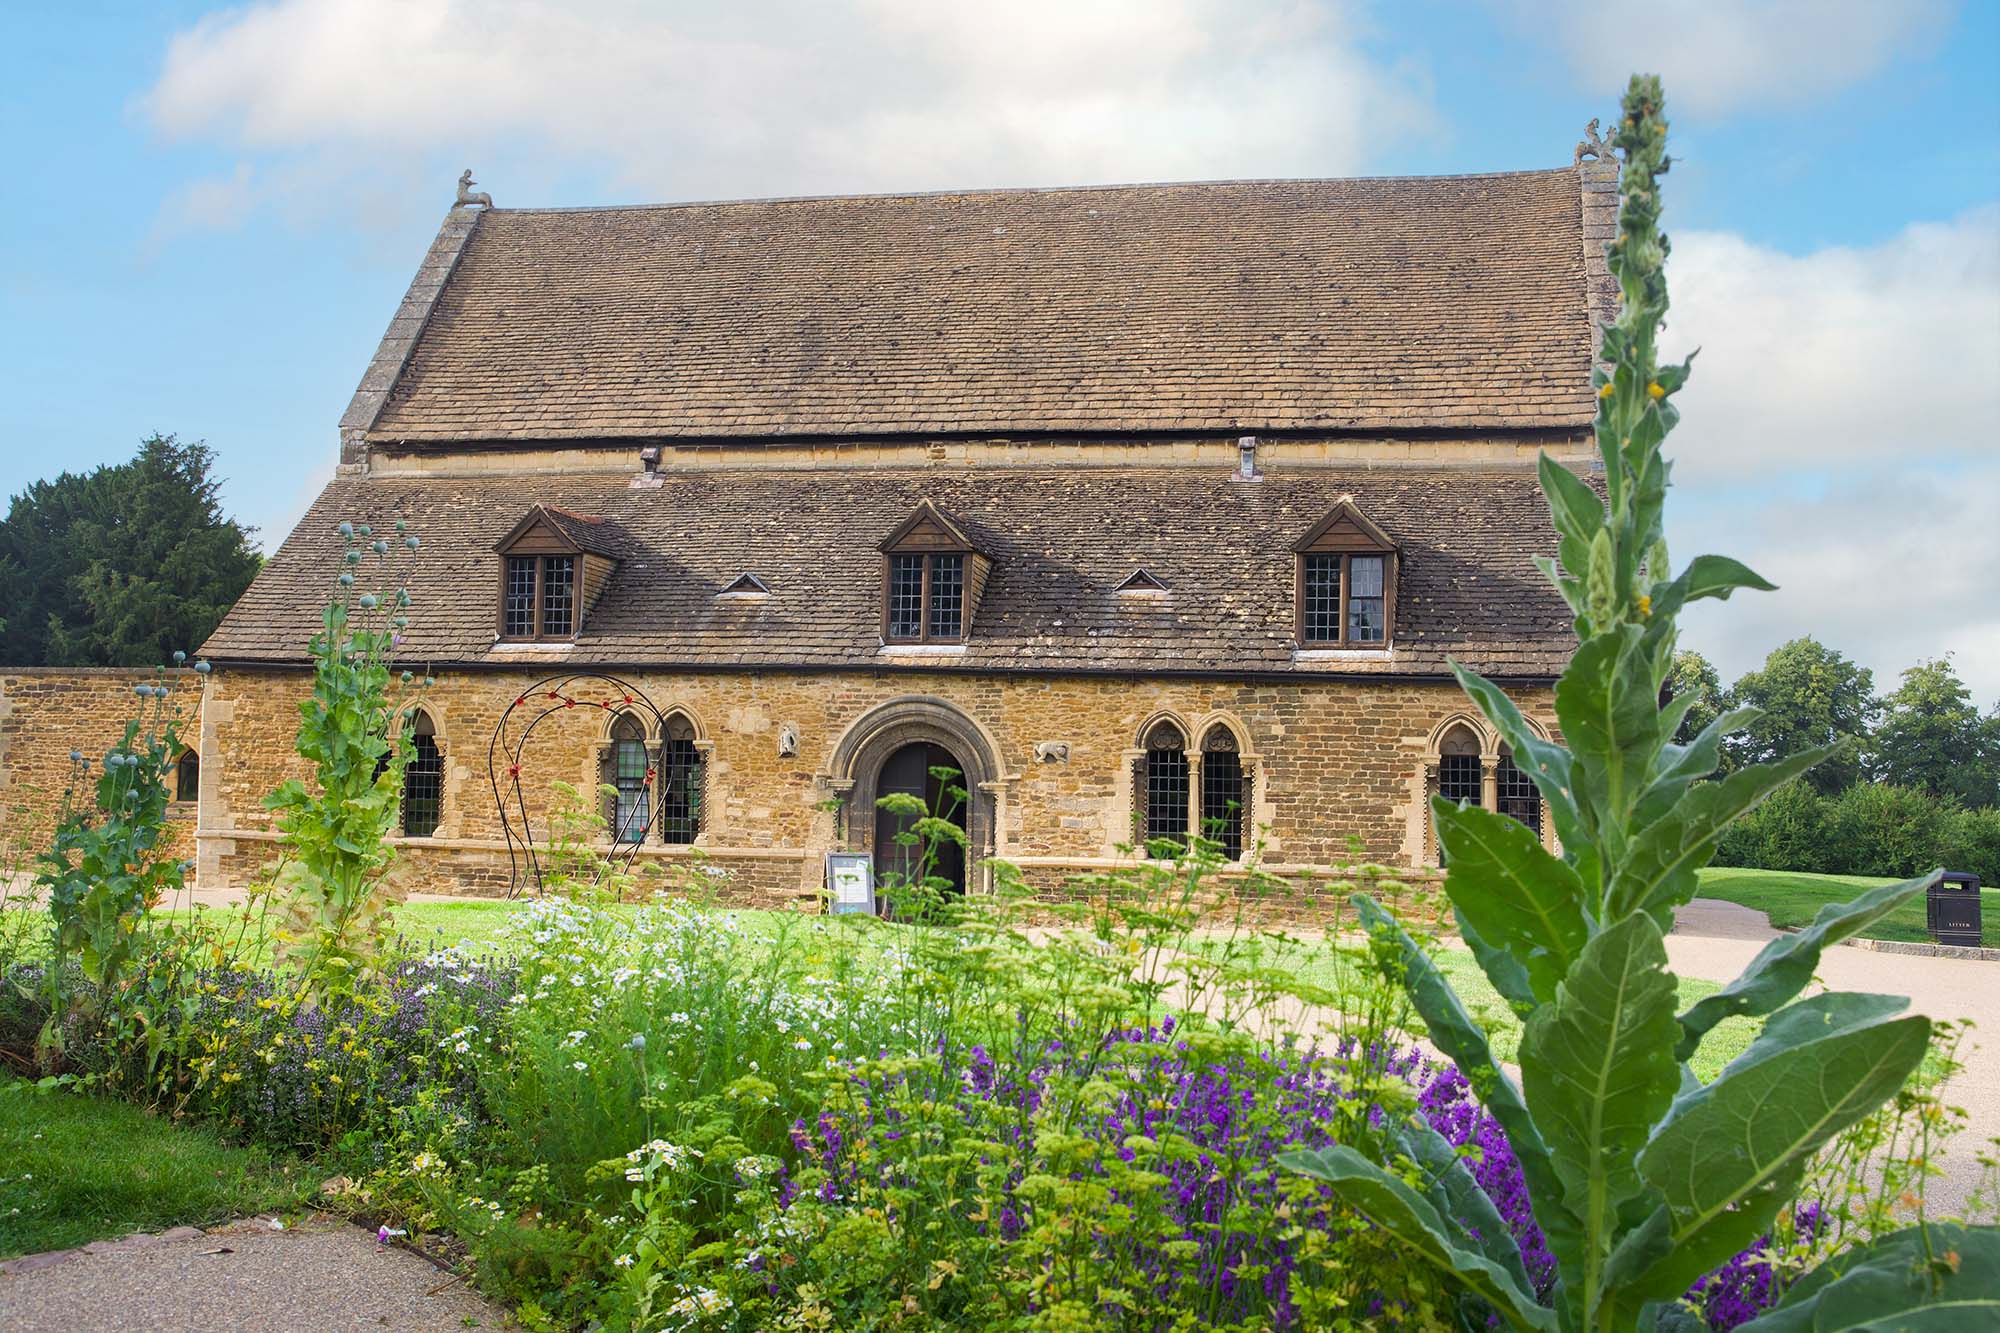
[508,764,520,778]
[514,696,527,707]
[644,768,657,785]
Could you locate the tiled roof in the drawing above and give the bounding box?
[202,465,1578,678]
[362,171,1596,444]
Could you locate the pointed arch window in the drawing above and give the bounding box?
[1137,720,1190,851]
[173,749,200,804]
[606,712,652,844]
[1496,748,1542,836]
[659,714,704,845]
[1199,725,1249,860]
[403,711,443,838]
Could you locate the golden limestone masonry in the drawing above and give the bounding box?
[172,153,1624,909]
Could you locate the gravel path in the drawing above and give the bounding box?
[1669,898,1997,1219]
[0,1215,511,1332]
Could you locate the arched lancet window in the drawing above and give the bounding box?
[1437,725,1482,808]
[403,711,443,838]
[605,713,651,844]
[659,713,704,845]
[1199,724,1249,860]
[1135,719,1189,851]
[174,749,200,804]
[1496,746,1542,836]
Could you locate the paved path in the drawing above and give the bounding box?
[0,1215,511,1332]
[1670,898,1996,1219]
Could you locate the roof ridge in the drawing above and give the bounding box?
[483,166,1582,216]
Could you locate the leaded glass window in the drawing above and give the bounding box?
[1497,750,1542,836]
[928,554,964,639]
[403,712,442,838]
[609,713,650,844]
[1199,725,1246,860]
[174,750,200,804]
[885,552,969,643]
[659,715,703,845]
[542,556,575,638]
[1302,554,1341,643]
[1142,721,1189,850]
[888,554,925,639]
[1438,752,1481,806]
[1348,555,1385,642]
[504,556,538,637]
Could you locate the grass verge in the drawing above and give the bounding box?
[1695,867,1994,946]
[0,1081,312,1259]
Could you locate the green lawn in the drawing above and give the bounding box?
[0,1082,312,1258]
[1694,866,1994,946]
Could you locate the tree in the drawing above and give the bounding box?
[0,436,260,667]
[1665,648,1723,746]
[1723,636,1879,794]
[1871,656,2000,808]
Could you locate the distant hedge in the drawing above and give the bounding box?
[1716,781,2000,884]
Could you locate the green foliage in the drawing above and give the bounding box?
[1667,650,1725,749]
[1869,657,2000,808]
[0,435,260,668]
[1723,638,1880,796]
[1718,783,2000,886]
[1283,77,1994,1329]
[263,519,429,1001]
[32,670,191,1057]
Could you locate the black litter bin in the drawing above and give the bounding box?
[1927,872,1983,948]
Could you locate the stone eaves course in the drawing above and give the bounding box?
[361,171,1598,444]
[201,466,1577,678]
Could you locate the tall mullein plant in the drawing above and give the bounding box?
[1285,77,1993,1331]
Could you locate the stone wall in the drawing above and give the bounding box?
[194,663,1556,911]
[0,668,200,874]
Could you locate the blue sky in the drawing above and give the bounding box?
[2,1,1996,700]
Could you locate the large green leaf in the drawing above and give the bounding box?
[1555,625,1664,833]
[1391,1116,1538,1297]
[1604,746,1833,924]
[1279,1144,1556,1332]
[1639,1014,1930,1245]
[1731,1222,2000,1332]
[1539,451,1604,579]
[1521,913,1681,1319]
[1635,705,1761,827]
[1434,798,1590,1008]
[1601,1160,1810,1317]
[1448,662,1586,852]
[1351,895,1579,1299]
[1674,874,1936,1061]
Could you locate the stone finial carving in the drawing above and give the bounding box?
[455,170,493,209]
[1574,119,1615,168]
[1034,741,1069,764]
[777,722,799,758]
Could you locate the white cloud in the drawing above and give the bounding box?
[1659,207,2000,486]
[1675,461,2000,707]
[1657,206,2000,704]
[1495,0,1952,118]
[143,0,1434,222]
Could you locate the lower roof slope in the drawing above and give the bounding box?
[362,171,1596,444]
[206,467,1575,678]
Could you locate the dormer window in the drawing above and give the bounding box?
[495,504,618,642]
[1294,501,1397,647]
[880,502,989,646]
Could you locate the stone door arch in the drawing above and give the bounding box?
[826,696,1004,892]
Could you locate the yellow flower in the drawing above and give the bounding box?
[1597,382,1614,399]
[1637,594,1653,618]
[1646,381,1665,399]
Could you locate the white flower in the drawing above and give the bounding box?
[613,1253,634,1267]
[572,1060,589,1072]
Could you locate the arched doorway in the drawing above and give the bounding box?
[827,696,1003,896]
[872,741,969,896]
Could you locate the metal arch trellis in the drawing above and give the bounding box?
[487,672,682,899]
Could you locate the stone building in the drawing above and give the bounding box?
[181,148,1620,905]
